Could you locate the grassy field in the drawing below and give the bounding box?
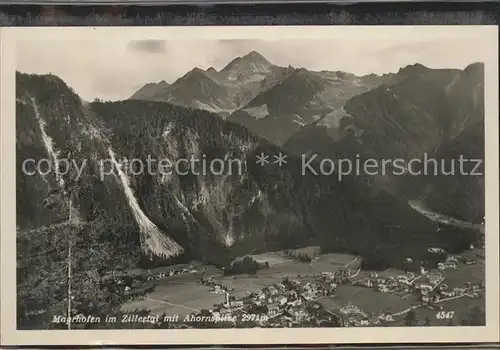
[248,252,293,265]
[122,280,224,317]
[319,285,420,316]
[291,246,321,256]
[440,264,484,288]
[121,252,360,315]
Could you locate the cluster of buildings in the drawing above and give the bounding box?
[353,271,420,293]
[339,303,366,316]
[114,265,199,294]
[248,279,333,316]
[420,280,484,303]
[192,277,340,328]
[437,253,479,271]
[437,256,459,270]
[147,266,198,281]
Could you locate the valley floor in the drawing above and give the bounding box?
[121,246,485,328]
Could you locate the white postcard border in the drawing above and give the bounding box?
[1,25,499,346]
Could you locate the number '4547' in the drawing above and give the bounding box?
[436,311,455,319]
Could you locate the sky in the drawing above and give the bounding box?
[17,35,491,101]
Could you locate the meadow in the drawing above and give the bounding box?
[121,251,360,315]
[319,285,420,316]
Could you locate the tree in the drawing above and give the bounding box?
[404,310,418,326]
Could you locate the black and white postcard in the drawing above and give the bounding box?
[1,26,498,346]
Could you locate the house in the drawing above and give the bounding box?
[429,275,442,285]
[124,286,131,293]
[267,304,280,317]
[446,256,458,263]
[378,284,389,292]
[287,299,302,307]
[438,263,445,270]
[440,290,455,297]
[219,307,231,315]
[278,296,288,306]
[378,314,394,322]
[421,295,430,302]
[340,303,364,315]
[230,300,244,308]
[360,318,370,326]
[406,257,413,263]
[428,247,446,254]
[439,284,448,291]
[365,280,374,288]
[420,284,433,291]
[268,286,278,295]
[300,292,314,301]
[293,309,308,322]
[370,272,379,278]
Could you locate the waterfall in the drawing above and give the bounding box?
[30,97,64,188]
[108,148,183,258]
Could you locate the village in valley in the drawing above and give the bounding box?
[120,239,485,328]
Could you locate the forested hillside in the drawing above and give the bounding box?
[16,72,480,329]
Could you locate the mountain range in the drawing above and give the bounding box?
[131,51,485,222]
[16,66,483,328]
[130,51,396,145]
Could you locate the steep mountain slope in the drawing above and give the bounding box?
[284,63,485,218]
[229,69,396,145]
[159,68,237,112]
[16,72,473,264]
[130,80,170,100]
[219,50,273,82]
[343,63,483,160]
[130,51,286,117]
[16,73,183,259]
[17,72,481,328]
[130,51,392,132]
[424,120,485,223]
